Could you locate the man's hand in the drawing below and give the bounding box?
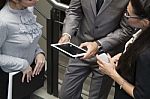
[58,33,71,43]
[80,41,99,59]
[32,53,45,77]
[22,66,32,83]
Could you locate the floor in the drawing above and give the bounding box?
[32,79,114,99]
[32,80,58,99]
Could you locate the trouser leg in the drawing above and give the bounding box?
[0,68,9,99]
[59,65,91,99]
[89,66,113,99]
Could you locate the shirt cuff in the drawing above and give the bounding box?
[62,33,71,39]
[95,40,101,46]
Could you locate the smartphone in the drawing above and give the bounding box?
[98,53,109,63]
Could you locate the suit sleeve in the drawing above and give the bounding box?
[99,2,150,54]
[98,16,136,54]
[0,21,29,72]
[62,0,83,36]
[133,50,150,99]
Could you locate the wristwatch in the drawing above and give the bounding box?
[95,40,101,46]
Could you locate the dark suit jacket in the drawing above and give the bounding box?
[115,47,150,99]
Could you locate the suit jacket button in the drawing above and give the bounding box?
[95,26,98,29]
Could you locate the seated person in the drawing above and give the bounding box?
[0,0,45,99]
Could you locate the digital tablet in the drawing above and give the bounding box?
[51,42,87,58]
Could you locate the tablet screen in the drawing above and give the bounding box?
[51,43,86,58]
[56,43,86,55]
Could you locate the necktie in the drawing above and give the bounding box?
[96,0,104,14]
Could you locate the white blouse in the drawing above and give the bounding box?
[0,3,44,72]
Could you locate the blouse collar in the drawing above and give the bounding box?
[7,2,30,14]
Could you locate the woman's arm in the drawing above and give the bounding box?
[110,69,134,97]
[32,44,45,76]
[0,21,32,82]
[0,55,30,72]
[96,54,135,98]
[0,21,29,72]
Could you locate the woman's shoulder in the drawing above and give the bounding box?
[0,22,7,34]
[0,7,7,25]
[0,5,9,21]
[0,10,6,19]
[0,11,8,29]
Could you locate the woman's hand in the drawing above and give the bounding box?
[22,66,32,83]
[96,54,117,76]
[111,53,122,67]
[32,53,45,77]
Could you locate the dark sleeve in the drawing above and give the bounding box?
[133,50,150,99]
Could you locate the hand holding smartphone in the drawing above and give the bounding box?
[97,48,109,63]
[98,53,109,63]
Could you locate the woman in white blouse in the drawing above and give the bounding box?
[0,0,45,98]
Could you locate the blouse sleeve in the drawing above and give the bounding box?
[133,50,150,99]
[35,44,45,56]
[0,21,7,49]
[0,21,29,72]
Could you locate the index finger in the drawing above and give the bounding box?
[106,53,116,64]
[32,64,38,77]
[22,73,25,83]
[112,53,122,60]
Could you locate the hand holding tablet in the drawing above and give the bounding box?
[51,42,87,58]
